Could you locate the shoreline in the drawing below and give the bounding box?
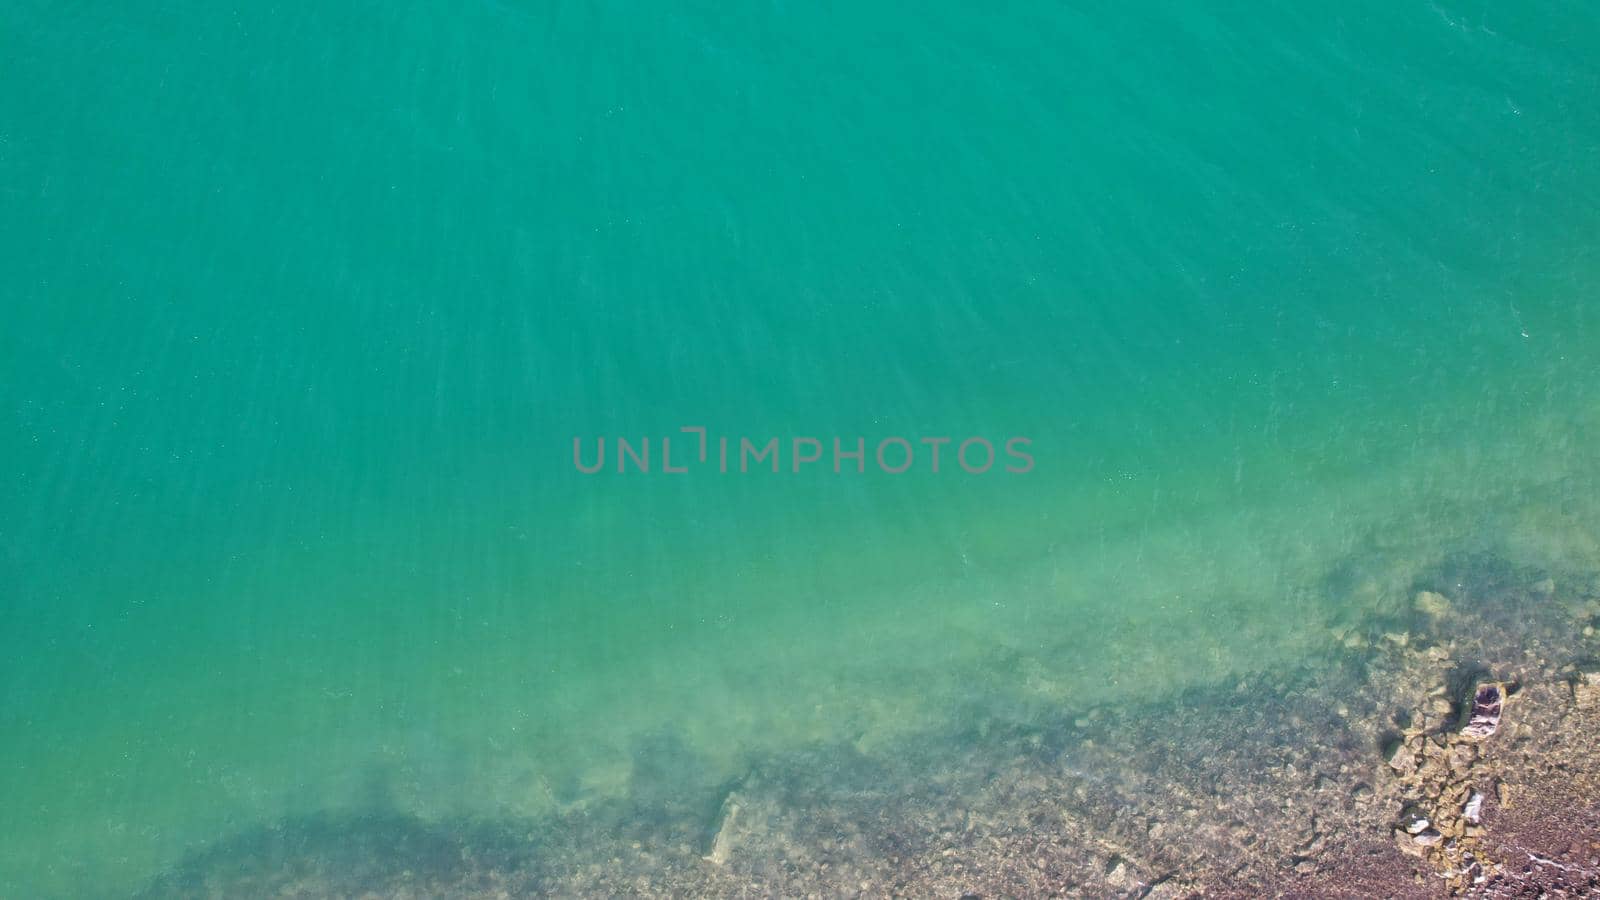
[137,550,1600,898]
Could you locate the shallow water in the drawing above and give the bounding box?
[3,2,1600,895]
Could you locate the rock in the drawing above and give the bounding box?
[1395,829,1426,857]
[703,792,743,865]
[1145,879,1189,899]
[1463,792,1485,825]
[1397,826,1446,855]
[1531,578,1556,596]
[1104,858,1132,889]
[1412,829,1444,848]
[1384,738,1418,776]
[1575,670,1600,709]
[1399,803,1431,833]
[1460,683,1506,741]
[1415,591,1452,620]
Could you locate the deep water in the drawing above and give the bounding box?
[3,2,1599,895]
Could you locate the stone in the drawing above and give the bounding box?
[1463,792,1485,825]
[1145,880,1188,899]
[1384,738,1418,776]
[703,792,743,865]
[1414,591,1452,620]
[1575,670,1600,709]
[1104,858,1133,889]
[1412,829,1444,848]
[1395,829,1426,857]
[1460,683,1505,741]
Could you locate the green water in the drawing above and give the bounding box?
[4,2,1600,894]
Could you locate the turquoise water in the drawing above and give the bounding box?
[4,2,1600,894]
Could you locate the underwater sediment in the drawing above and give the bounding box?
[137,550,1600,898]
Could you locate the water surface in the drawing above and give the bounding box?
[3,2,1599,894]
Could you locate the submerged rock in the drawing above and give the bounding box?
[1574,669,1600,709]
[1395,825,1445,856]
[1104,858,1133,889]
[1414,590,1452,621]
[1412,829,1444,848]
[1383,737,1419,776]
[1460,683,1506,741]
[703,792,743,866]
[1463,792,1485,826]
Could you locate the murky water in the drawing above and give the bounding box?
[3,2,1599,894]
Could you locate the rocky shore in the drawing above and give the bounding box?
[140,552,1600,898]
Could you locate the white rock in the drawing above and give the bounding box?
[1412,829,1444,848]
[1460,682,1505,741]
[1463,792,1485,825]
